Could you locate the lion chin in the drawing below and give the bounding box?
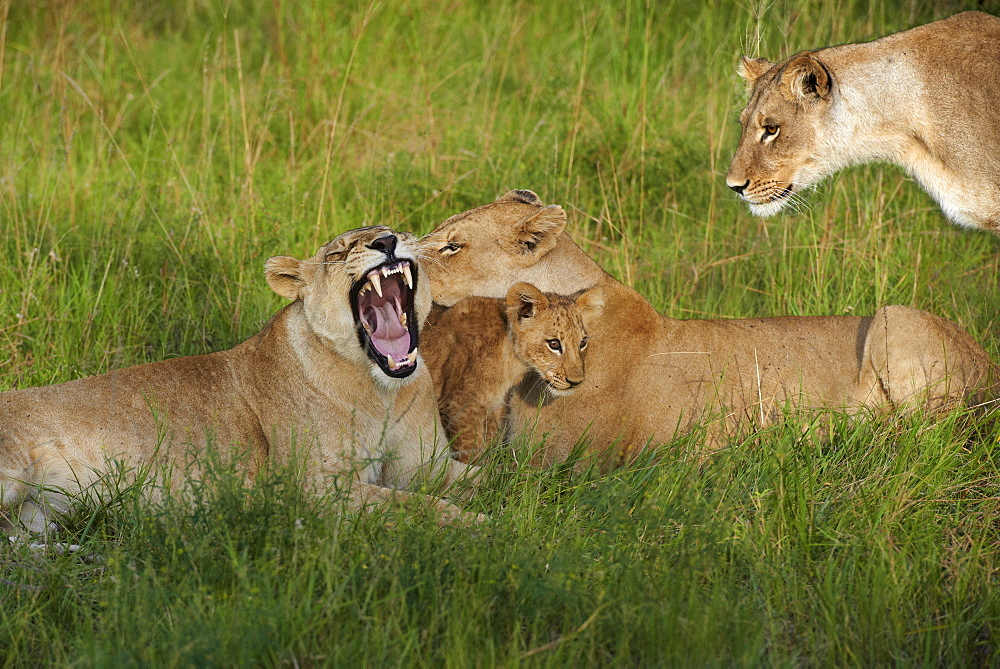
[746,193,794,217]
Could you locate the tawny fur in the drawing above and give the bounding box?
[0,227,478,534]
[422,282,602,462]
[726,11,1000,232]
[423,191,997,469]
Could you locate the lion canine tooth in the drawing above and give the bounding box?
[369,272,383,297]
[387,353,397,370]
[401,264,413,289]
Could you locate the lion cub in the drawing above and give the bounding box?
[423,282,603,462]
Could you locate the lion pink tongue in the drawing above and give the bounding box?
[366,300,411,360]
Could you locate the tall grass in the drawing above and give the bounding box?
[1,0,998,664]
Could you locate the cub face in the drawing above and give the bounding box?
[421,190,568,306]
[265,226,430,383]
[505,282,603,396]
[726,53,833,216]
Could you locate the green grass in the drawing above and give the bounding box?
[2,0,1000,664]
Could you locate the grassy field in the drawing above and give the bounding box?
[2,0,1000,664]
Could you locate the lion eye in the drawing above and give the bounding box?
[762,124,780,141]
[439,242,463,255]
[546,339,562,353]
[579,337,588,351]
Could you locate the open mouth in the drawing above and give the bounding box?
[351,259,419,378]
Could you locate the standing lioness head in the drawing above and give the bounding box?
[726,53,833,216]
[265,226,430,382]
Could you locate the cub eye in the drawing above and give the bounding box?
[546,339,562,353]
[579,337,589,351]
[761,124,780,141]
[439,242,463,255]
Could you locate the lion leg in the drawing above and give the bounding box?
[343,481,484,526]
[378,421,481,492]
[297,453,482,524]
[2,457,68,536]
[12,499,59,534]
[1,476,41,534]
[859,306,994,413]
[443,397,501,463]
[384,441,482,507]
[1,439,107,536]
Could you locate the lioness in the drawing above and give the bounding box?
[726,11,1000,232]
[423,190,996,467]
[423,282,602,462]
[0,227,478,534]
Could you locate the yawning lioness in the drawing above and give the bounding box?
[1,226,478,533]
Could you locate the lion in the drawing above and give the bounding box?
[422,281,603,462]
[423,190,997,468]
[726,11,1000,232]
[0,226,479,534]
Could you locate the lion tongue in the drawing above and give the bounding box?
[366,300,411,361]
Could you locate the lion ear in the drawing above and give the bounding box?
[782,54,831,102]
[506,282,549,320]
[572,285,604,330]
[496,189,543,206]
[504,204,567,261]
[737,56,771,87]
[265,256,305,300]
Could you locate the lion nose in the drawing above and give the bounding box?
[367,234,397,258]
[728,179,750,195]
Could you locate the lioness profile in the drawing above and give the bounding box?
[0,226,478,534]
[424,190,996,467]
[423,282,602,462]
[726,11,1000,232]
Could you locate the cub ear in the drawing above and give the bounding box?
[265,256,305,300]
[496,189,543,206]
[572,285,605,330]
[737,55,772,88]
[781,54,831,102]
[506,282,549,320]
[504,204,567,261]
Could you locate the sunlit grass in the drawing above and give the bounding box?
[1,0,998,664]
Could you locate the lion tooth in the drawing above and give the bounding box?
[401,264,413,289]
[381,266,390,278]
[400,312,408,329]
[387,354,397,370]
[370,272,383,297]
